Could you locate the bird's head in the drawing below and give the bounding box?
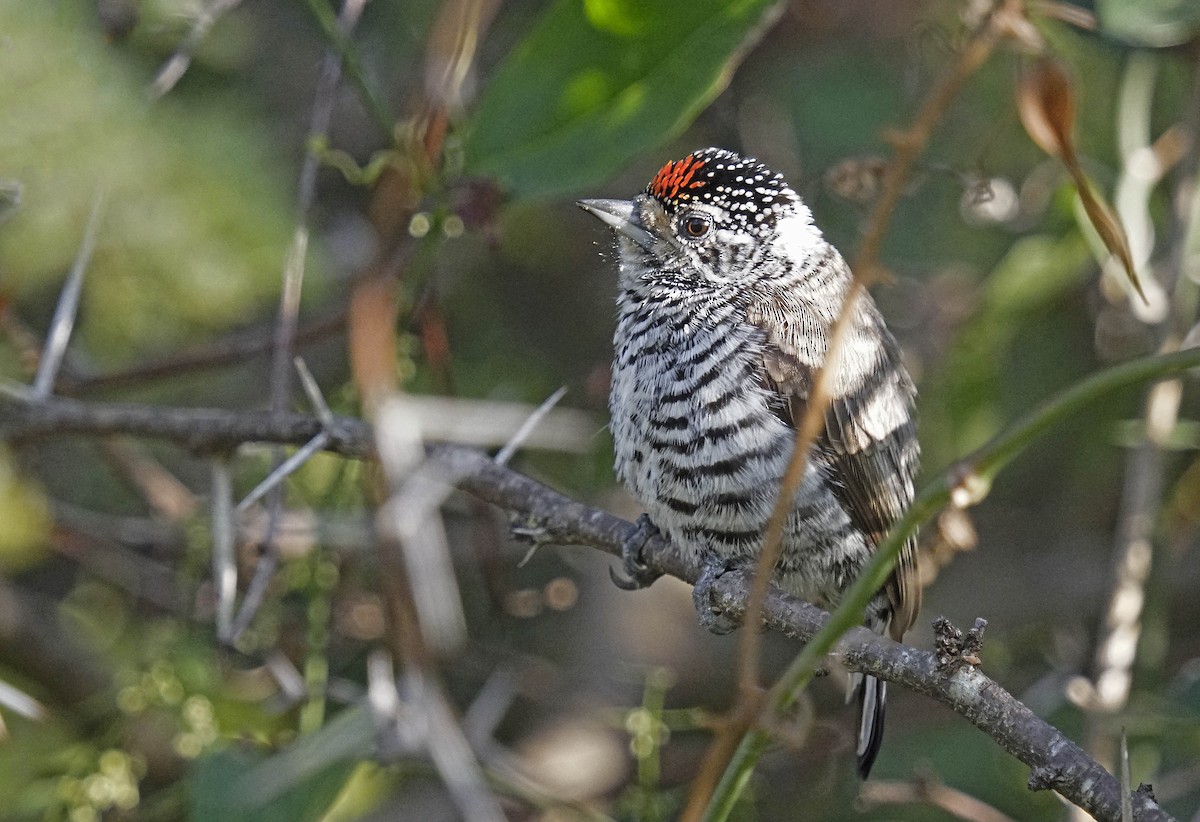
[579,148,824,291]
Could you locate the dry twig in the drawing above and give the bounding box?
[859,773,1019,822]
[693,3,1031,817]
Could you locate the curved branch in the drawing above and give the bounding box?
[0,392,1181,820]
[434,445,1171,822]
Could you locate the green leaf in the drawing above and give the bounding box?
[191,707,374,822]
[192,749,356,822]
[464,0,784,199]
[1097,0,1200,48]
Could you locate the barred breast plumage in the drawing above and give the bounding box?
[610,273,873,610]
[580,147,920,778]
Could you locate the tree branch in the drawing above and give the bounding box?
[0,396,372,458]
[0,392,1182,820]
[435,446,1166,822]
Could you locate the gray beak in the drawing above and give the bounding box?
[577,198,655,250]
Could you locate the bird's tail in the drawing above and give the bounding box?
[854,673,886,779]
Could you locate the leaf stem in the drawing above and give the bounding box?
[704,345,1200,820]
[302,0,393,137]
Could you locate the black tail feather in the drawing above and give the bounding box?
[856,674,886,779]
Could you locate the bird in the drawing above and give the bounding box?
[577,147,920,778]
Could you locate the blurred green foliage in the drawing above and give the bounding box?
[1098,0,1200,47]
[0,447,50,571]
[0,0,1199,820]
[0,1,301,363]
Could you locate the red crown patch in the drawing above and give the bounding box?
[648,154,708,203]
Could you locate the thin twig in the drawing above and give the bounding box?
[53,518,180,611]
[233,357,336,513]
[405,668,507,822]
[494,385,568,466]
[280,0,363,394]
[859,777,1019,822]
[704,3,1026,817]
[211,459,237,641]
[0,680,45,722]
[98,438,198,521]
[266,650,308,707]
[399,394,594,453]
[270,228,311,419]
[294,357,334,426]
[61,308,348,396]
[732,290,857,692]
[300,0,392,136]
[367,650,422,759]
[241,0,369,643]
[416,0,503,160]
[0,377,32,401]
[32,191,105,400]
[234,430,332,515]
[148,0,244,98]
[50,501,182,551]
[461,668,518,750]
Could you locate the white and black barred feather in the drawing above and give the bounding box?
[593,147,920,778]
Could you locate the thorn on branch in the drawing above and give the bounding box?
[508,512,555,545]
[933,616,987,672]
[493,385,568,466]
[32,190,105,401]
[509,512,557,568]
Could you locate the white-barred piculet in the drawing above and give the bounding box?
[579,147,921,778]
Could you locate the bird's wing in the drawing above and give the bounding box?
[749,289,921,639]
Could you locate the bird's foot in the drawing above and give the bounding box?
[609,514,664,591]
[692,556,741,635]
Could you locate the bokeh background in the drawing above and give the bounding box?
[2,0,1200,819]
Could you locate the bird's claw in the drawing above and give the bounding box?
[610,514,663,590]
[693,556,741,635]
[609,564,645,591]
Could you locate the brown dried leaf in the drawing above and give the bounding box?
[1017,57,1147,303]
[1017,58,1076,160]
[1070,169,1148,303]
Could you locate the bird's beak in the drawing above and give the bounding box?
[577,199,655,251]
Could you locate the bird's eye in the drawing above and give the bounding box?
[680,213,712,240]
